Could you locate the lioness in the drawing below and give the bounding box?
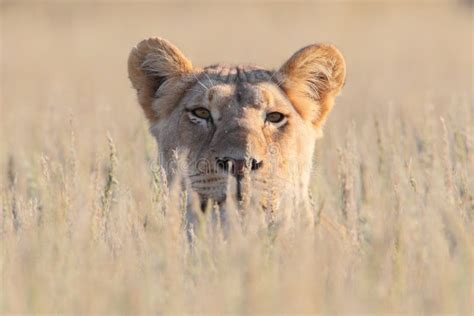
[128,38,345,210]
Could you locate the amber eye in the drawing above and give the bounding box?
[266,112,285,124]
[191,108,211,120]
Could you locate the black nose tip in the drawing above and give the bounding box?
[250,159,263,171]
[216,157,263,176]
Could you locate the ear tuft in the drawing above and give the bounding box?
[278,44,346,131]
[128,37,193,121]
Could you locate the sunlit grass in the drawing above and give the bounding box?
[1,2,472,315]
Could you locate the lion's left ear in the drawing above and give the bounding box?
[278,44,346,134]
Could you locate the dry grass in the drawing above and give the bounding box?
[1,2,473,315]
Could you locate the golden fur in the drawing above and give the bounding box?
[128,37,346,207]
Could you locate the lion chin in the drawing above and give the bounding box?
[128,37,346,211]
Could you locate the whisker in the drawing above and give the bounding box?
[203,72,215,89]
[269,69,278,82]
[193,73,209,91]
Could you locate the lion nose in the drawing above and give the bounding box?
[216,157,263,176]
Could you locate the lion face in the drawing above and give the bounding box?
[128,38,346,206]
[158,68,315,204]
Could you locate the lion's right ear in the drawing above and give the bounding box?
[128,38,193,121]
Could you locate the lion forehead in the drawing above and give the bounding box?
[202,64,274,84]
[182,67,287,114]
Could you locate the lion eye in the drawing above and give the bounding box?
[191,108,211,120]
[266,112,285,124]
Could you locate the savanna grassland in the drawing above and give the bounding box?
[1,2,473,315]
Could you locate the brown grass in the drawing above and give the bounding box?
[1,2,473,315]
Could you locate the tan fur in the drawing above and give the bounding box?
[128,37,346,207]
[278,44,346,133]
[128,38,194,121]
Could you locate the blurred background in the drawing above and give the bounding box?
[1,1,472,156]
[1,2,473,314]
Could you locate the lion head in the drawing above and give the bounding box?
[128,38,345,208]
